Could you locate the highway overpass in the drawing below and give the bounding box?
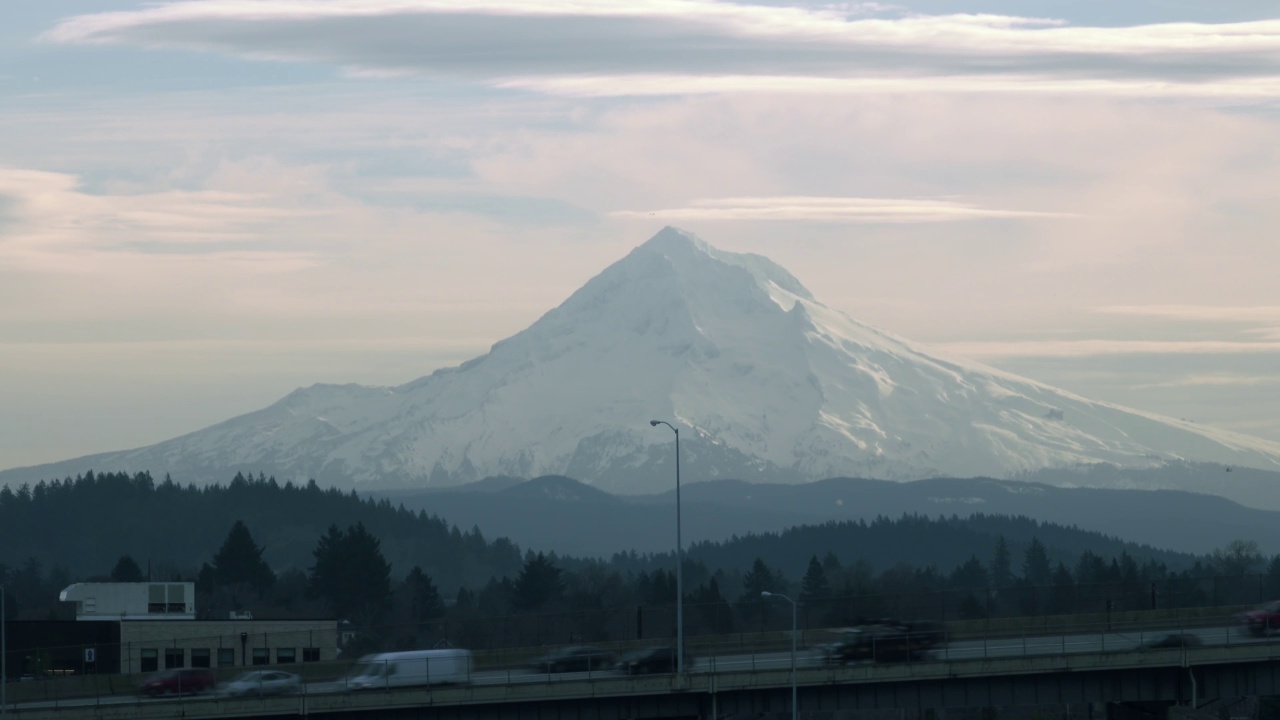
[8,622,1280,720]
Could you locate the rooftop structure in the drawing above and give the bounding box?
[59,582,195,621]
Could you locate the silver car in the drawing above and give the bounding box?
[222,670,302,697]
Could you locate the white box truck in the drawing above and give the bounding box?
[347,649,474,689]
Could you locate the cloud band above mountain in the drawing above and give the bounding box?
[45,1,1280,100]
[611,196,1063,223]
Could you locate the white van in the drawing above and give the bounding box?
[347,649,474,689]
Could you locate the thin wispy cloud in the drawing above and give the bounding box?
[44,1,1280,100]
[0,166,317,275]
[1099,305,1280,322]
[1132,375,1280,390]
[937,340,1280,359]
[612,196,1063,223]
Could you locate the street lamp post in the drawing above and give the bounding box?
[649,420,683,675]
[2,583,7,718]
[762,591,798,720]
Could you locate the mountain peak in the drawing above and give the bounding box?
[631,226,814,304]
[7,228,1280,504]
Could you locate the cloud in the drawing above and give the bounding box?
[1131,375,1280,390]
[611,195,1063,222]
[1098,305,1280,322]
[44,1,1280,100]
[499,73,1280,99]
[0,166,318,275]
[936,340,1280,359]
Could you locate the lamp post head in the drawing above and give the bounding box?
[650,420,660,427]
[760,591,772,598]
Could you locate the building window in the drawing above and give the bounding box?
[276,647,296,664]
[191,649,211,668]
[217,648,235,667]
[167,583,187,613]
[165,648,184,669]
[252,648,269,666]
[303,648,320,663]
[141,649,158,672]
[148,584,166,614]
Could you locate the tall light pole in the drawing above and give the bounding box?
[649,420,683,675]
[762,591,797,720]
[2,583,7,718]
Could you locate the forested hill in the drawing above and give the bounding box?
[2,470,1203,596]
[0,471,524,590]
[606,513,1196,580]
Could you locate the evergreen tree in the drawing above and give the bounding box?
[1263,556,1280,599]
[1119,552,1139,584]
[1022,537,1052,586]
[990,536,1013,587]
[741,558,781,600]
[404,566,445,622]
[110,555,145,583]
[1075,551,1106,586]
[1049,562,1076,614]
[511,552,563,612]
[820,552,843,575]
[307,522,393,625]
[800,555,831,602]
[211,520,275,593]
[950,555,988,592]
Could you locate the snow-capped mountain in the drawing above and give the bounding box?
[6,227,1280,495]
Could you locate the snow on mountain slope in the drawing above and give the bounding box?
[5,227,1280,495]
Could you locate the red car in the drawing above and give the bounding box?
[1238,600,1280,637]
[139,668,217,696]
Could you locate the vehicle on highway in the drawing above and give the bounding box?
[221,670,302,697]
[347,649,474,689]
[1138,633,1202,650]
[529,645,614,673]
[824,620,947,664]
[138,668,217,697]
[1238,601,1280,637]
[615,646,687,675]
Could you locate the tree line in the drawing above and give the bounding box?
[3,470,1277,654]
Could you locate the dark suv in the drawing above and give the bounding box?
[139,668,217,696]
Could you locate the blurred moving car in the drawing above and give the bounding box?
[825,619,947,664]
[529,646,614,673]
[1238,600,1280,637]
[1139,633,1203,650]
[222,670,302,697]
[615,647,688,675]
[139,668,217,697]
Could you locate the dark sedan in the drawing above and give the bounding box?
[1140,633,1203,650]
[615,647,688,675]
[530,646,614,673]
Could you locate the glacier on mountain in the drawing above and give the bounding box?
[5,227,1280,495]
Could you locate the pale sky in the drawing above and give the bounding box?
[3,0,1280,472]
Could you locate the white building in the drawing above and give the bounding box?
[60,582,195,621]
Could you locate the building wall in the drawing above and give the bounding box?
[116,620,338,675]
[2,621,122,678]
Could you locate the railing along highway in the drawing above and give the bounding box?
[4,612,1276,715]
